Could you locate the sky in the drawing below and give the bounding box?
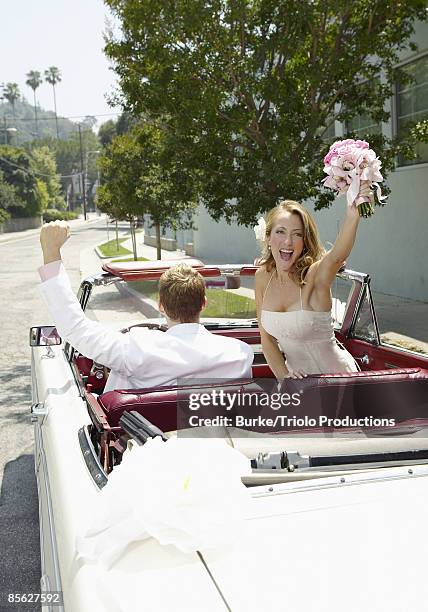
[2,0,120,128]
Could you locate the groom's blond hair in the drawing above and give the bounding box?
[159,264,205,322]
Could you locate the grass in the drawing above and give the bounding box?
[98,236,132,257]
[204,289,256,318]
[112,256,149,263]
[129,281,256,318]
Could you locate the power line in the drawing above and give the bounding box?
[0,155,84,180]
[0,111,121,123]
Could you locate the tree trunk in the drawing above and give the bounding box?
[155,223,162,260]
[53,85,59,139]
[130,219,138,261]
[33,90,39,137]
[115,220,119,252]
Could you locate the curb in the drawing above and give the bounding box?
[94,243,134,260]
[94,245,114,260]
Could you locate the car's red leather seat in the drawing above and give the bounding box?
[97,368,428,433]
[98,379,257,430]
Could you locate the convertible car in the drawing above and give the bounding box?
[30,259,428,612]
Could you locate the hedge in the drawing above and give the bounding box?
[42,209,78,223]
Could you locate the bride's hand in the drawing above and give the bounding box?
[354,180,374,208]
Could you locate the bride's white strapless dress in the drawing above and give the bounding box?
[261,278,358,374]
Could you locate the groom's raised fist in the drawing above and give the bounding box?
[40,220,71,264]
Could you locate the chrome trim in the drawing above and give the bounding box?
[31,402,47,424]
[348,283,367,339]
[78,426,108,489]
[380,343,428,360]
[337,268,370,284]
[36,425,64,608]
[367,284,381,344]
[252,463,428,498]
[348,282,381,344]
[31,349,39,405]
[355,354,370,365]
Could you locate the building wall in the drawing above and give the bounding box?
[193,20,428,301]
[193,205,259,264]
[305,165,428,300]
[0,216,42,234]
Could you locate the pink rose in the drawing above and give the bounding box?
[323,139,369,165]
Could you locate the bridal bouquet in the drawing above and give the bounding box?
[322,139,386,217]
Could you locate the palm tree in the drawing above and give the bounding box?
[26,70,43,138]
[2,83,20,145]
[44,66,61,139]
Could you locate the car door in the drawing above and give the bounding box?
[338,277,428,371]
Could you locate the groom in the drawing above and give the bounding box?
[38,221,254,391]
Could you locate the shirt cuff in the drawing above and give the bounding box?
[38,260,63,282]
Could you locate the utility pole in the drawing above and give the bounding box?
[78,124,87,220]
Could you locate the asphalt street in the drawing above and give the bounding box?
[0,219,110,611]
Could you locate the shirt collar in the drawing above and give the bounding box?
[165,323,207,336]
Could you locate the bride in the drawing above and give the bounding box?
[255,189,372,380]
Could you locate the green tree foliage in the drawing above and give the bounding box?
[2,83,20,124]
[105,0,428,223]
[0,145,46,217]
[36,178,49,211]
[98,119,117,147]
[98,122,198,258]
[29,130,101,206]
[0,170,25,222]
[31,146,65,209]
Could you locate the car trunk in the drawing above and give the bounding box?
[199,467,428,612]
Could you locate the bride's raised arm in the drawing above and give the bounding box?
[313,183,372,290]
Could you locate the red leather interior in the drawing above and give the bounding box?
[74,355,107,392]
[97,368,428,433]
[98,379,256,430]
[341,337,428,371]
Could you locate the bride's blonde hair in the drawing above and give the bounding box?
[258,200,325,284]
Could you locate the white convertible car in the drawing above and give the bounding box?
[30,259,428,612]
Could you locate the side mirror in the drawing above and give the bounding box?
[29,326,61,347]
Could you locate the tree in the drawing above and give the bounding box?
[30,130,101,208]
[31,146,65,209]
[98,122,198,259]
[105,0,428,223]
[44,66,62,139]
[0,170,25,223]
[26,70,43,138]
[98,119,117,147]
[2,83,20,126]
[0,145,47,217]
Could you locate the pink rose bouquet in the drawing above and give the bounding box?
[322,139,386,217]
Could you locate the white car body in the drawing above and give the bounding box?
[31,261,428,611]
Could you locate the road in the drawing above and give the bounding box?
[0,219,112,610]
